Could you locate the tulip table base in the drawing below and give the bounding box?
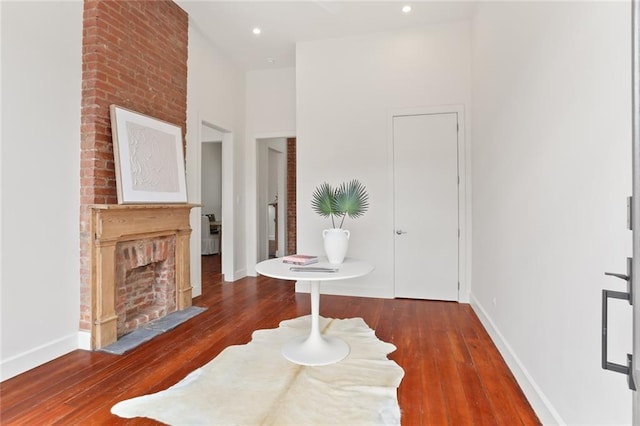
[281,281,350,366]
[255,257,374,366]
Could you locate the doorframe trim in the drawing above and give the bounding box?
[247,130,296,276]
[388,105,470,302]
[186,114,236,296]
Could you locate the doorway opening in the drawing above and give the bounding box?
[192,120,235,294]
[201,127,222,274]
[253,136,297,266]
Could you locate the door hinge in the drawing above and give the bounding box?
[628,196,633,230]
[456,123,459,132]
[457,229,460,238]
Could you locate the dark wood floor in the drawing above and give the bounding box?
[0,255,540,425]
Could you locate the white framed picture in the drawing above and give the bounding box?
[109,105,188,204]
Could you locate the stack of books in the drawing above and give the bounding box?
[282,254,319,266]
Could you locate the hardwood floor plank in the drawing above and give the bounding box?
[434,329,475,425]
[393,299,425,425]
[416,309,449,426]
[447,329,473,364]
[456,360,498,425]
[0,255,540,425]
[465,334,527,426]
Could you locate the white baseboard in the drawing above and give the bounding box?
[234,268,247,280]
[0,333,78,382]
[191,282,203,298]
[294,281,393,299]
[470,294,565,425]
[78,330,91,350]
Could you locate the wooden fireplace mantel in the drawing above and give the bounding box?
[90,203,198,349]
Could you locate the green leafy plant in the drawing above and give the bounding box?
[311,179,369,228]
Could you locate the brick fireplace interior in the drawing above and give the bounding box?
[116,236,176,337]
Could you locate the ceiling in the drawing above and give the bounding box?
[175,1,475,71]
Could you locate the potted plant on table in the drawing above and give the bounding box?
[311,179,369,264]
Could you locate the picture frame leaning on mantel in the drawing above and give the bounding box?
[109,105,188,204]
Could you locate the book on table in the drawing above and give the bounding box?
[282,254,319,265]
[289,266,338,273]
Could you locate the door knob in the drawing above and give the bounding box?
[395,230,407,235]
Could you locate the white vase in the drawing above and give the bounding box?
[323,228,350,264]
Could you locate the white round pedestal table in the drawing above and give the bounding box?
[255,257,374,366]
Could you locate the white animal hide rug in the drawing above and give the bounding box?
[111,316,405,425]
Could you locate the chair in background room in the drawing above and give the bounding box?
[201,215,218,255]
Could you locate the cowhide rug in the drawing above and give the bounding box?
[111,315,404,425]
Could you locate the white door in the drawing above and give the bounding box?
[393,113,459,300]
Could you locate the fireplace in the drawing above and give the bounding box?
[89,204,196,349]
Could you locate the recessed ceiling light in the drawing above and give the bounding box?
[402,5,412,13]
[266,57,276,64]
[252,27,261,35]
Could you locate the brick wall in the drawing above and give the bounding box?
[79,0,188,331]
[286,138,297,255]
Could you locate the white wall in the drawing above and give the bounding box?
[471,2,632,424]
[186,21,247,291]
[246,68,296,133]
[245,68,296,273]
[296,22,471,297]
[201,142,222,220]
[1,1,82,380]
